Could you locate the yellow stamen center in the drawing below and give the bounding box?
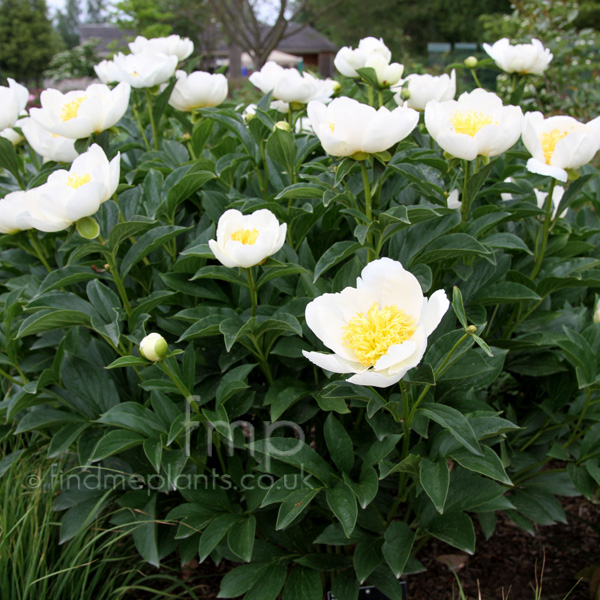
[231,228,259,245]
[67,173,91,189]
[450,110,497,136]
[328,121,335,133]
[342,302,416,368]
[540,129,568,165]
[60,96,87,122]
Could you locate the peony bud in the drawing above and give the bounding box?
[274,120,291,132]
[464,56,478,68]
[76,216,100,239]
[140,333,168,362]
[594,300,600,324]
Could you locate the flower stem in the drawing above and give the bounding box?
[360,160,376,261]
[28,231,52,272]
[132,91,150,151]
[107,252,132,315]
[460,160,471,222]
[145,89,159,150]
[246,267,258,317]
[408,332,471,425]
[530,178,557,280]
[367,85,374,107]
[469,68,482,89]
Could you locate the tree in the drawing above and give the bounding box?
[0,0,63,85]
[302,0,510,59]
[55,0,82,48]
[86,0,108,23]
[207,0,342,74]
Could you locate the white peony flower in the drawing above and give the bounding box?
[249,62,335,105]
[303,257,449,388]
[522,112,600,182]
[139,332,168,362]
[364,53,404,87]
[129,35,194,62]
[393,70,456,111]
[483,38,553,75]
[0,78,29,130]
[447,189,461,209]
[424,89,523,161]
[307,96,419,157]
[30,82,130,140]
[95,50,177,88]
[334,37,392,78]
[168,70,228,111]
[20,117,78,163]
[534,186,566,219]
[0,190,36,234]
[19,144,119,232]
[208,209,287,269]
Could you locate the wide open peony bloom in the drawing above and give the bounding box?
[425,89,522,161]
[0,78,28,131]
[303,258,449,388]
[19,144,119,232]
[168,70,228,111]
[30,83,130,140]
[394,70,456,111]
[522,112,600,182]
[209,209,287,268]
[20,117,78,163]
[308,96,418,157]
[249,62,335,106]
[95,50,178,88]
[129,35,193,62]
[483,38,552,75]
[334,37,392,78]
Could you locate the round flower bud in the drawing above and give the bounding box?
[76,216,100,239]
[400,88,411,101]
[464,56,478,68]
[274,120,291,132]
[140,333,168,362]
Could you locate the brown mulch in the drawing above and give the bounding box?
[130,497,599,599]
[408,497,599,600]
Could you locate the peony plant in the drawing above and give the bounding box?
[0,30,599,600]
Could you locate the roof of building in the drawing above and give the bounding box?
[278,24,337,54]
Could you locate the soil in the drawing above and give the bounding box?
[408,497,599,600]
[132,497,599,600]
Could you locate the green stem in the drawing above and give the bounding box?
[259,140,269,200]
[160,361,199,413]
[408,332,471,425]
[377,89,384,108]
[469,68,482,88]
[145,89,159,150]
[132,91,150,151]
[367,85,374,107]
[246,268,258,318]
[530,178,557,280]
[107,252,131,315]
[28,231,52,272]
[0,367,24,385]
[360,160,376,261]
[460,160,471,222]
[564,388,592,448]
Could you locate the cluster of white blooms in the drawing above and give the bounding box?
[335,37,404,87]
[249,61,338,110]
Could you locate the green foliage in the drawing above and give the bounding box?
[481,0,600,119]
[1,42,599,599]
[0,0,64,83]
[43,39,101,81]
